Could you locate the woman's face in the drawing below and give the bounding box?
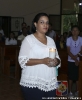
[71,27,79,37]
[35,16,49,34]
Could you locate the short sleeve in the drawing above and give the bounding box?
[66,37,70,47]
[18,37,31,69]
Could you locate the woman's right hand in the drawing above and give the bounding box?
[42,57,53,67]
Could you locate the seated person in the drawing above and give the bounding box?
[63,32,68,43]
[0,33,5,42]
[56,35,66,49]
[46,23,56,41]
[0,26,4,36]
[27,25,31,35]
[17,27,27,46]
[5,32,17,45]
[18,22,27,36]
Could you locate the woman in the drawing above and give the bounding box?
[18,13,61,100]
[66,25,82,97]
[5,32,17,45]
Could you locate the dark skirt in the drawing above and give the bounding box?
[68,61,79,81]
[21,86,56,100]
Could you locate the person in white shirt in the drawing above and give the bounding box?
[18,22,27,36]
[46,23,56,41]
[18,13,61,100]
[17,27,27,46]
[5,32,17,45]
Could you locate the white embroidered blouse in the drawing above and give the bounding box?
[18,34,61,92]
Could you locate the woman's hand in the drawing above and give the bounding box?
[74,55,79,66]
[42,57,60,67]
[53,58,59,67]
[49,58,60,67]
[75,59,79,66]
[42,57,53,67]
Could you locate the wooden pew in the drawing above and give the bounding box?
[0,42,5,59]
[0,42,5,71]
[0,42,5,46]
[15,47,21,79]
[79,56,82,97]
[57,49,68,80]
[1,45,20,78]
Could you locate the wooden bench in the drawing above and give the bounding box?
[57,49,68,80]
[79,56,82,97]
[0,42,5,62]
[0,42,5,71]
[1,45,21,79]
[15,47,21,79]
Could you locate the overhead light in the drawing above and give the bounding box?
[79,3,82,5]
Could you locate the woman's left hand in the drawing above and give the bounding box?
[49,58,59,67]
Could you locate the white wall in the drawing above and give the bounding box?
[0,0,60,26]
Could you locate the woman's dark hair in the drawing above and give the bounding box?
[71,25,80,31]
[31,12,49,33]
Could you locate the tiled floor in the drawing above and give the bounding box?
[0,66,24,100]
